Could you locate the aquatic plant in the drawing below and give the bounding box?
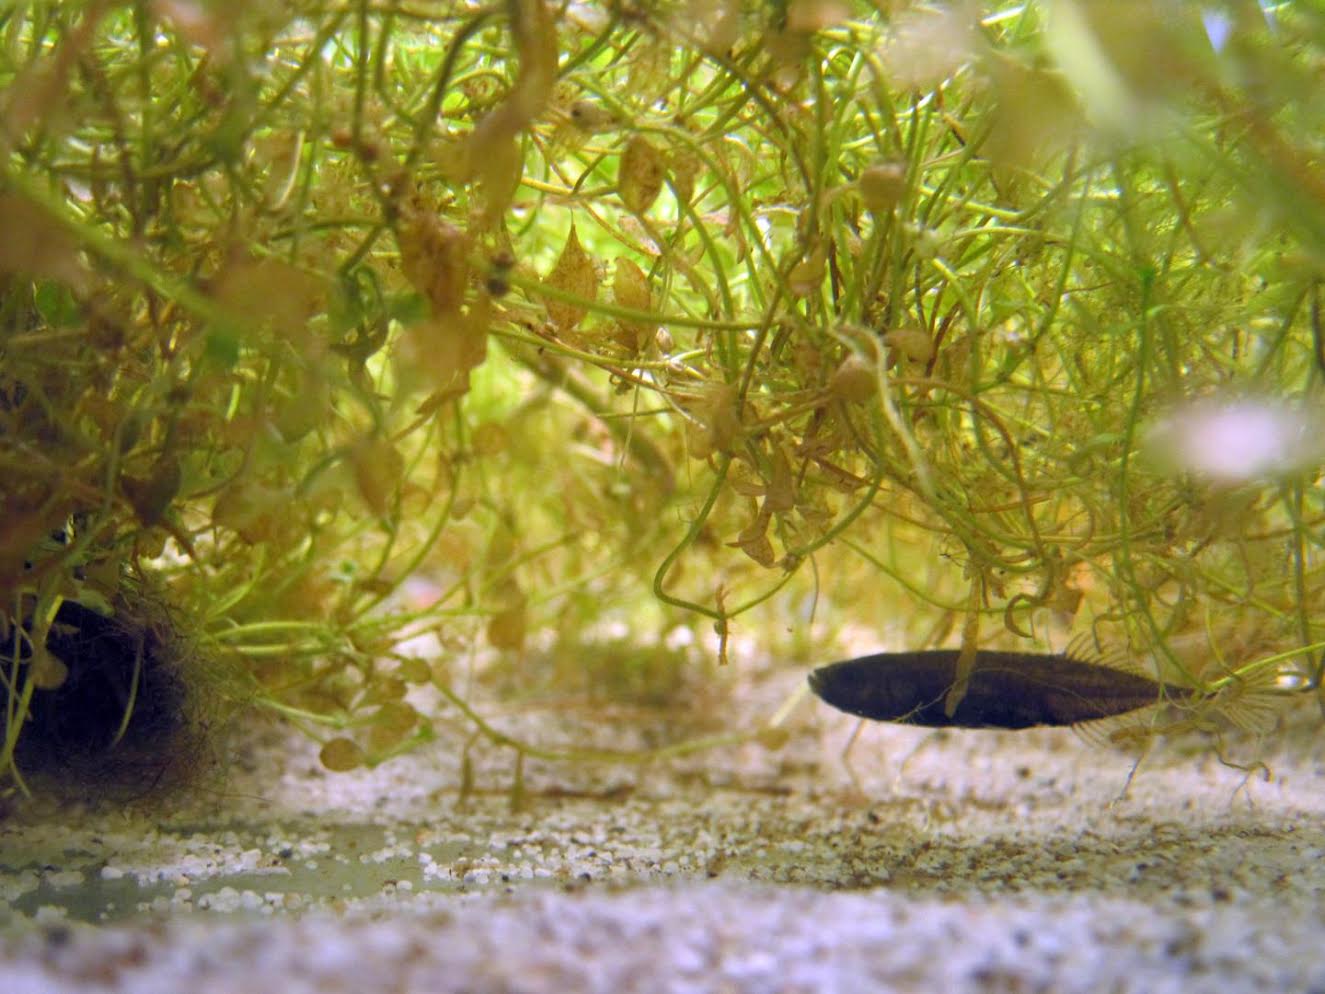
[2,1,1322,797]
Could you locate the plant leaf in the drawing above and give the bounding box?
[619,136,666,214]
[545,223,597,330]
[612,257,655,352]
[397,210,469,316]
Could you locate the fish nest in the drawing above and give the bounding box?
[2,586,227,803]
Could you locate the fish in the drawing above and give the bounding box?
[807,647,1189,730]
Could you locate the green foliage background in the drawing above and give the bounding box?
[2,0,1323,791]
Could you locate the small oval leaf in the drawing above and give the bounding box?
[619,136,665,214]
[398,211,469,316]
[612,258,655,352]
[545,223,598,330]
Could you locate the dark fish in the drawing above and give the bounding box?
[808,649,1188,729]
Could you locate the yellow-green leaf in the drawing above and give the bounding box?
[349,437,404,515]
[398,211,469,316]
[545,223,597,330]
[612,257,655,352]
[487,602,527,651]
[668,149,701,206]
[619,136,665,214]
[858,162,907,214]
[320,738,365,772]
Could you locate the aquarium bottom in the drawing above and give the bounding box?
[2,680,1322,993]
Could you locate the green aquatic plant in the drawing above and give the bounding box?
[1,1,1323,798]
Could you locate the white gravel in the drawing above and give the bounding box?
[3,666,1324,992]
[5,884,1323,994]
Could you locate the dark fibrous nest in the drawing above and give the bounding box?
[2,595,211,800]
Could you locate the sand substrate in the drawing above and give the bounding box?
[3,668,1323,993]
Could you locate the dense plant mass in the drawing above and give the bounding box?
[2,0,1323,794]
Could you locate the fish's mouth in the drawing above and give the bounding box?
[806,667,827,698]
